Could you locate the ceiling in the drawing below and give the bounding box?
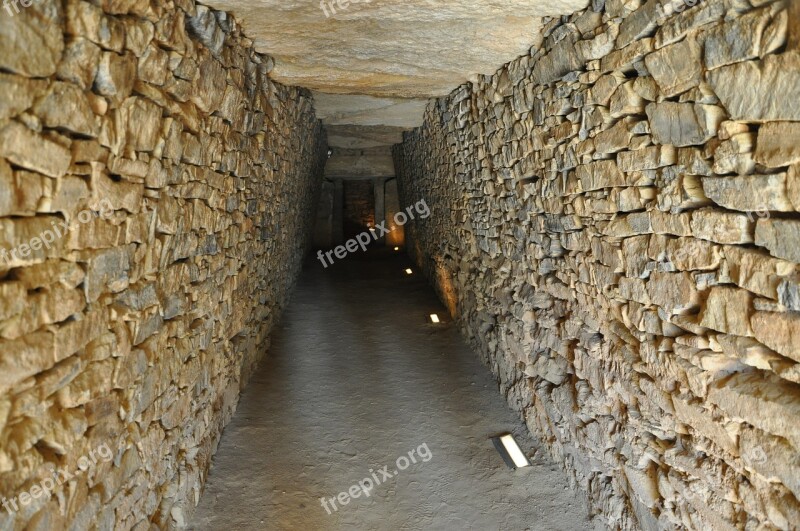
[205,0,588,148]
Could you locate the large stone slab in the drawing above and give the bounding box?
[707,52,800,121]
[646,102,724,147]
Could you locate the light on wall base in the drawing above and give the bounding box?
[491,434,531,469]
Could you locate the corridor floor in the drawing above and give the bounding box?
[189,249,595,530]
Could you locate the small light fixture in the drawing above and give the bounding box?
[429,314,441,324]
[405,268,413,275]
[491,433,531,469]
[394,247,400,251]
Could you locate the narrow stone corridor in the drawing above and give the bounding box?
[2,1,800,529]
[189,250,594,530]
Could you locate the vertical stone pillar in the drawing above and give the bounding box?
[333,178,344,245]
[374,177,386,245]
[385,178,404,247]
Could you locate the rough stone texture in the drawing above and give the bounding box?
[0,1,326,529]
[395,2,800,529]
[203,0,588,99]
[202,0,589,150]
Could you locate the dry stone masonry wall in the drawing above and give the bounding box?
[396,0,800,528]
[0,1,326,528]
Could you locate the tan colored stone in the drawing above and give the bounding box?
[704,6,786,70]
[95,51,137,106]
[708,371,800,449]
[702,174,793,212]
[723,246,795,300]
[0,0,64,78]
[699,287,754,337]
[751,311,800,363]
[0,331,56,393]
[33,81,99,137]
[617,146,676,172]
[0,74,47,121]
[646,103,724,147]
[0,282,26,321]
[707,51,800,122]
[690,208,754,245]
[755,218,800,263]
[645,37,703,97]
[648,271,701,315]
[0,122,71,179]
[754,122,800,168]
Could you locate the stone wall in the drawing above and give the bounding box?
[395,1,800,529]
[343,180,375,237]
[0,1,326,529]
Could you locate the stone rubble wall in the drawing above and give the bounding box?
[395,1,800,528]
[0,1,327,529]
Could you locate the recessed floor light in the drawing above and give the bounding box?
[429,314,440,324]
[491,433,531,469]
[405,268,413,275]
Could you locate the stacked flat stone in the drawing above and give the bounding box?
[0,1,327,528]
[395,1,800,529]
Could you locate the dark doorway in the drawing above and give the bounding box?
[343,180,375,240]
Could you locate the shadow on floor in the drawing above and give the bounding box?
[189,247,596,530]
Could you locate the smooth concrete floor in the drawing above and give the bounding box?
[189,248,595,530]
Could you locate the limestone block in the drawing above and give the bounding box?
[0,331,56,393]
[755,219,800,263]
[609,81,646,118]
[646,103,725,147]
[125,18,155,57]
[712,132,756,175]
[0,0,64,78]
[0,282,26,321]
[754,122,800,168]
[708,371,800,449]
[0,74,47,121]
[33,81,100,137]
[645,37,703,97]
[699,287,754,337]
[0,122,71,179]
[14,260,85,291]
[58,38,103,90]
[702,174,793,212]
[740,427,800,501]
[648,271,701,315]
[751,311,800,363]
[120,97,163,152]
[703,6,787,70]
[654,0,726,49]
[707,51,800,122]
[95,51,137,106]
[690,208,754,245]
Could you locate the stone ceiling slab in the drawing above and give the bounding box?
[326,124,408,149]
[204,0,589,133]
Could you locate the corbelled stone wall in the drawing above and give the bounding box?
[395,1,800,529]
[0,1,326,529]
